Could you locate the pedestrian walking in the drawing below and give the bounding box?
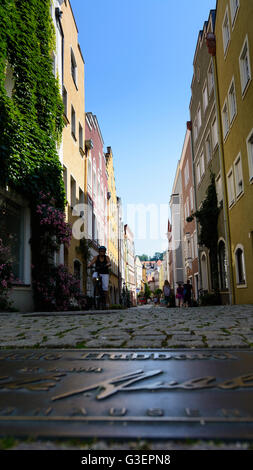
[176,282,184,307]
[183,280,193,307]
[163,280,171,308]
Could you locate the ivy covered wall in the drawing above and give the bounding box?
[0,0,65,210]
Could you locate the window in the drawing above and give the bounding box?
[88,158,92,192]
[193,117,198,142]
[222,9,230,54]
[99,153,102,171]
[63,87,67,117]
[197,105,202,132]
[235,245,246,285]
[208,61,214,95]
[184,160,189,187]
[239,36,251,94]
[79,188,84,205]
[79,123,83,150]
[227,168,235,207]
[228,78,237,122]
[216,173,223,204]
[1,200,26,282]
[234,154,244,197]
[71,105,76,139]
[200,152,205,178]
[70,176,76,209]
[193,231,198,259]
[186,197,190,218]
[71,48,77,87]
[203,82,208,113]
[246,129,253,181]
[230,0,239,26]
[63,166,67,196]
[52,52,56,77]
[93,169,96,196]
[196,160,201,185]
[212,117,218,149]
[205,133,212,163]
[184,203,187,222]
[222,100,230,138]
[190,187,194,211]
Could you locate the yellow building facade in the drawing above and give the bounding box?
[61,0,86,290]
[215,0,253,304]
[105,147,119,304]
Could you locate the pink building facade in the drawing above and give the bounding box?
[85,112,108,294]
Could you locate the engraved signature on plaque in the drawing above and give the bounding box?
[51,369,253,401]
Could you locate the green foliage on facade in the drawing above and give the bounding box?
[0,0,65,209]
[189,173,220,292]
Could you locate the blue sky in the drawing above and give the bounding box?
[71,0,215,256]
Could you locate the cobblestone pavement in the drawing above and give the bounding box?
[1,304,253,450]
[0,304,253,349]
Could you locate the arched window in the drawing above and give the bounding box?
[218,240,228,289]
[235,246,246,285]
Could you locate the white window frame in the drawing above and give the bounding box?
[222,7,231,55]
[205,132,212,164]
[234,244,247,286]
[230,0,240,28]
[222,98,230,139]
[246,128,253,182]
[197,104,202,133]
[202,81,208,113]
[190,186,194,211]
[208,60,214,96]
[184,160,189,187]
[239,35,251,96]
[87,156,92,193]
[193,117,198,142]
[233,152,244,198]
[228,76,237,124]
[212,116,218,150]
[196,160,201,185]
[200,151,205,178]
[227,167,235,207]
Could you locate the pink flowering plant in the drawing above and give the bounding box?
[33,264,84,311]
[36,192,72,249]
[0,238,14,311]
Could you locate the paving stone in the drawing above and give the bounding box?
[166,340,205,348]
[125,337,165,348]
[172,334,204,342]
[84,338,126,348]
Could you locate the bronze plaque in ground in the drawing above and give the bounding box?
[0,349,253,440]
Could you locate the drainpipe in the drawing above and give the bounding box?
[206,32,235,305]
